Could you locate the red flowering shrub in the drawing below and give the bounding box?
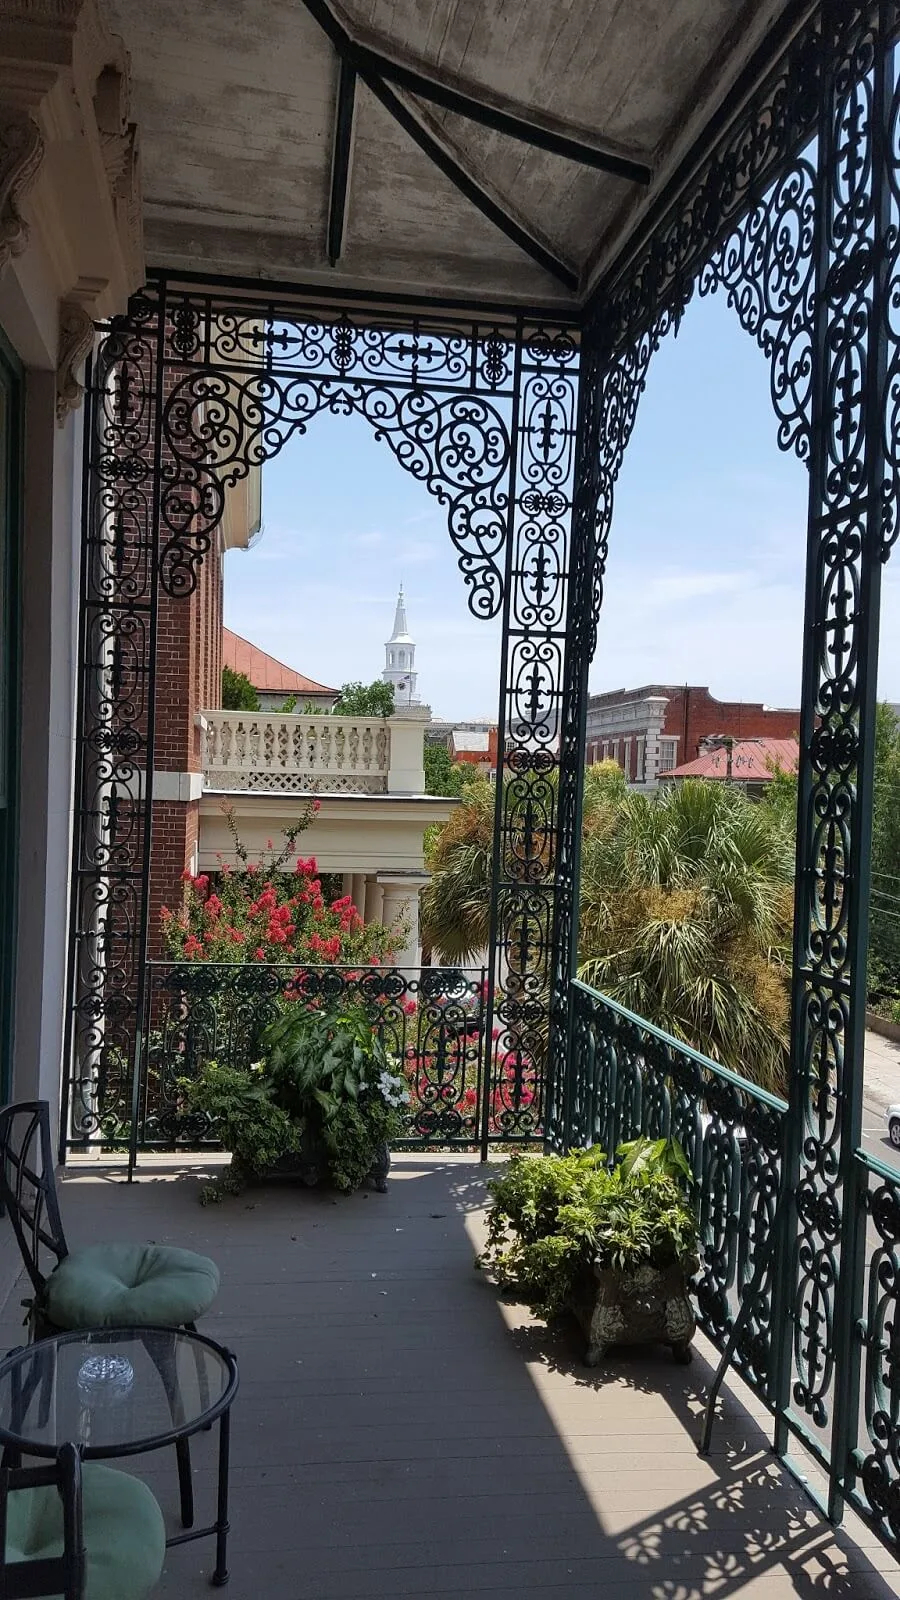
[162,807,404,968]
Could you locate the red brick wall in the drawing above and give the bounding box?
[149,522,224,954]
[661,687,800,763]
[148,800,199,949]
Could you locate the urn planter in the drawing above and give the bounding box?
[569,1258,697,1367]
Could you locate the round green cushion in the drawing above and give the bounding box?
[45,1243,220,1330]
[5,1462,166,1600]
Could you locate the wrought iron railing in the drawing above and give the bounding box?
[567,980,787,1405]
[568,980,900,1550]
[121,962,497,1150]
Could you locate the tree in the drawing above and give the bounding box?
[578,778,795,1094]
[162,806,402,968]
[332,680,396,717]
[423,742,483,797]
[421,779,496,962]
[421,758,796,1093]
[869,701,900,1011]
[222,667,259,710]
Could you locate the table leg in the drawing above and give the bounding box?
[211,1404,231,1587]
[175,1434,194,1529]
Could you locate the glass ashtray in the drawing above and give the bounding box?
[76,1354,135,1407]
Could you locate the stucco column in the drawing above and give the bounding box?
[387,716,426,792]
[364,877,384,925]
[378,873,429,968]
[351,873,367,918]
[644,697,669,788]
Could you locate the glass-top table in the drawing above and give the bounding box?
[0,1326,239,1586]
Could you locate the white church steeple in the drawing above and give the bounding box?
[383,585,419,705]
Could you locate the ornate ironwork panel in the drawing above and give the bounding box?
[856,1154,900,1539]
[67,284,580,1157]
[764,3,897,1517]
[570,982,785,1399]
[64,296,165,1148]
[135,962,487,1149]
[574,0,900,1545]
[482,325,578,1149]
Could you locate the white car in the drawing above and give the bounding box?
[887,1105,900,1148]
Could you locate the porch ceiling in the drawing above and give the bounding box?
[102,0,803,309]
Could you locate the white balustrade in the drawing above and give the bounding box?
[201,711,408,794]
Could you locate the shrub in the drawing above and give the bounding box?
[479,1138,698,1321]
[161,807,403,970]
[182,1003,409,1201]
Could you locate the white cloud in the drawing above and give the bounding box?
[645,570,751,604]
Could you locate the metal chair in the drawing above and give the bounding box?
[0,1102,220,1530]
[0,1442,165,1600]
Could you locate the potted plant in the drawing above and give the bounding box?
[181,1002,409,1202]
[479,1139,699,1365]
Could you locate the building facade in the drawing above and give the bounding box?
[449,726,499,781]
[585,684,801,788]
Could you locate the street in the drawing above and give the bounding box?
[862,1027,900,1171]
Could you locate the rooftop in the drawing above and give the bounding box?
[223,629,337,697]
[5,1155,895,1600]
[666,737,801,783]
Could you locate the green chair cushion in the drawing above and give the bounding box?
[45,1243,220,1330]
[5,1462,166,1600]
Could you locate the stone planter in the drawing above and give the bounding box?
[569,1259,696,1367]
[256,1133,392,1193]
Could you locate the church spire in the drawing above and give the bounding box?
[383,585,419,704]
[390,584,408,642]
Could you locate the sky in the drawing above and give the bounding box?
[223,291,900,721]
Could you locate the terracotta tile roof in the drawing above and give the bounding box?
[666,737,799,783]
[222,629,337,696]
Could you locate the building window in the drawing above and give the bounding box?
[658,738,678,773]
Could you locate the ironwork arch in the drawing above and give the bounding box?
[65,286,579,1159]
[552,0,900,1548]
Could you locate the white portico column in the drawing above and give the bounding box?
[364,876,384,926]
[377,872,429,969]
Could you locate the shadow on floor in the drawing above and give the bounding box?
[0,1154,894,1599]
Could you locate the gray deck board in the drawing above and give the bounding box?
[0,1152,896,1599]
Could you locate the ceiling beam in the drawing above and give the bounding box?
[300,0,651,185]
[327,58,357,265]
[364,75,579,291]
[300,0,578,291]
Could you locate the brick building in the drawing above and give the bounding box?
[449,727,499,780]
[584,684,801,789]
[149,480,260,944]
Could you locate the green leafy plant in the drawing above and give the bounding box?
[479,1139,698,1321]
[182,1004,409,1201]
[332,680,396,718]
[221,666,259,710]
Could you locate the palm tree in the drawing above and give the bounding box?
[421,763,794,1093]
[421,779,495,963]
[578,778,794,1094]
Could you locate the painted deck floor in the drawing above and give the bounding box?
[0,1152,898,1600]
